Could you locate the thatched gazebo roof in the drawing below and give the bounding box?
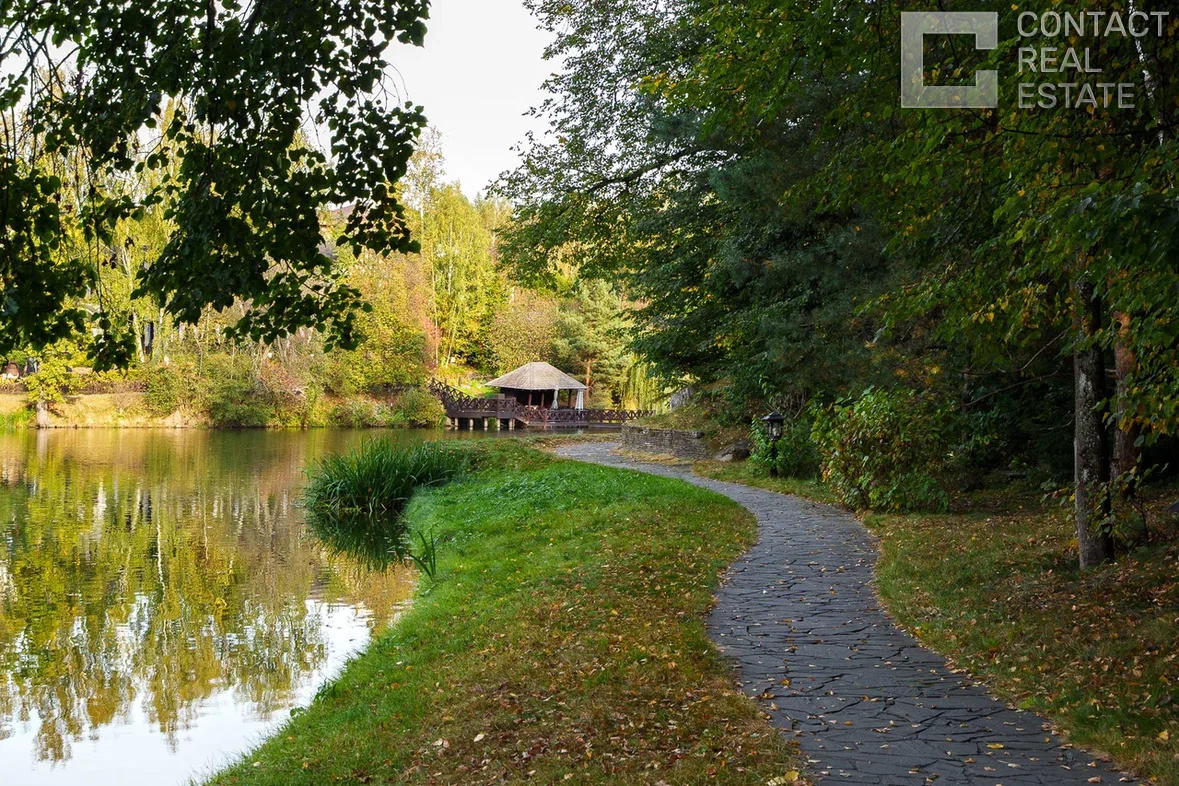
[487,362,586,391]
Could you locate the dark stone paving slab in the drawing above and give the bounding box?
[554,443,1134,785]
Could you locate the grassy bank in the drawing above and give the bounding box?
[208,442,804,785]
[698,460,1179,784]
[695,461,838,506]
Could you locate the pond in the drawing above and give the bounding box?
[0,428,490,785]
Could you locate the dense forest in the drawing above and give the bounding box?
[499,0,1179,566]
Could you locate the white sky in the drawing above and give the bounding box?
[388,0,555,199]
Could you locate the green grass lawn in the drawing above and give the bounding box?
[208,443,804,785]
[694,461,840,506]
[700,460,1179,785]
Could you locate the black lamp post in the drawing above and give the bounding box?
[762,411,785,477]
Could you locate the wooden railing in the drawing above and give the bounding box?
[428,380,507,414]
[428,380,652,427]
[586,408,652,424]
[518,406,587,424]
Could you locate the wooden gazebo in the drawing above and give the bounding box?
[486,362,586,410]
[429,369,650,430]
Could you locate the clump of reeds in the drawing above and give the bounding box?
[303,440,471,566]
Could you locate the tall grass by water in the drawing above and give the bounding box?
[303,440,472,565]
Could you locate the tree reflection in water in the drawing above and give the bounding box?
[0,429,417,772]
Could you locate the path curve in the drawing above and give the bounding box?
[555,443,1133,785]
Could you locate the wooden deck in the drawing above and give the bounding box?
[428,381,651,430]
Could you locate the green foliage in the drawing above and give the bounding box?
[502,0,1179,565]
[143,366,181,415]
[2,0,431,365]
[811,389,953,513]
[141,352,445,430]
[390,388,446,428]
[406,527,440,580]
[207,395,275,429]
[23,345,85,405]
[486,289,559,373]
[327,399,385,429]
[417,183,507,368]
[553,280,632,406]
[143,362,203,416]
[619,360,664,411]
[202,356,276,428]
[323,390,444,430]
[2,100,636,424]
[315,237,432,396]
[303,441,471,564]
[0,407,34,430]
[750,417,820,480]
[500,0,891,411]
[318,358,370,400]
[305,440,471,518]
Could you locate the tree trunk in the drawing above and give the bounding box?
[131,310,146,363]
[34,399,50,429]
[1112,311,1141,482]
[1073,279,1115,568]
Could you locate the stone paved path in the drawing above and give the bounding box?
[554,443,1134,785]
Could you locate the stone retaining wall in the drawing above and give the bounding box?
[621,425,711,460]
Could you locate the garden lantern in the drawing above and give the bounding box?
[762,411,785,440]
[762,411,785,477]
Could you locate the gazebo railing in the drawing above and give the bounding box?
[518,406,585,424]
[427,380,500,413]
[428,379,652,427]
[586,408,654,424]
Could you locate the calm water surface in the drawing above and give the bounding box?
[0,428,484,785]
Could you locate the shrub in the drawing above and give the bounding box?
[750,415,821,478]
[294,385,327,428]
[208,395,275,427]
[811,388,953,512]
[304,440,472,564]
[0,407,33,429]
[24,352,82,406]
[328,399,384,428]
[319,354,368,398]
[201,356,276,427]
[389,388,446,428]
[144,364,195,415]
[264,390,314,428]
